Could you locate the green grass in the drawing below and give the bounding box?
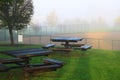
[0,45,120,80]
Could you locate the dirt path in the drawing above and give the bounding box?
[53,32,120,40]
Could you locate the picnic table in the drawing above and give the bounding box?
[50,37,92,52]
[51,37,83,48]
[0,48,64,73]
[1,48,52,67]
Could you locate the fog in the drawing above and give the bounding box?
[19,0,120,36]
[32,0,120,26]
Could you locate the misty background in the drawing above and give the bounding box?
[1,0,120,50]
[20,0,120,36]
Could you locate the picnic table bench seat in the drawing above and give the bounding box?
[42,44,55,49]
[0,64,10,72]
[43,58,64,66]
[24,58,64,73]
[51,48,73,52]
[24,64,62,73]
[0,58,26,64]
[80,44,92,50]
[61,43,85,47]
[75,44,92,51]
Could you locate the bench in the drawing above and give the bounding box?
[0,58,26,64]
[0,64,10,72]
[42,44,55,49]
[43,58,64,66]
[51,48,73,52]
[74,44,92,51]
[23,58,64,73]
[23,64,62,73]
[0,58,28,70]
[77,44,92,51]
[61,43,84,47]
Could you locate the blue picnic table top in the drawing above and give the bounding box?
[51,37,83,42]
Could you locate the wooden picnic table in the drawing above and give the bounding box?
[0,48,64,74]
[1,48,52,67]
[51,37,83,48]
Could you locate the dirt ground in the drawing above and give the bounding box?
[23,32,120,50]
[53,32,120,40]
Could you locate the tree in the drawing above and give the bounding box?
[114,17,120,27]
[30,22,40,35]
[46,10,58,26]
[0,0,33,45]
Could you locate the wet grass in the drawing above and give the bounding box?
[0,45,120,80]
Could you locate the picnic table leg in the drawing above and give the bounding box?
[64,41,69,48]
[23,57,31,80]
[22,57,30,67]
[24,70,30,80]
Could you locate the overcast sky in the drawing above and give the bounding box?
[32,0,120,24]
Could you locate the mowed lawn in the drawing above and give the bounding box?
[0,45,120,80]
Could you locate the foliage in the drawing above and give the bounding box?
[0,0,33,44]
